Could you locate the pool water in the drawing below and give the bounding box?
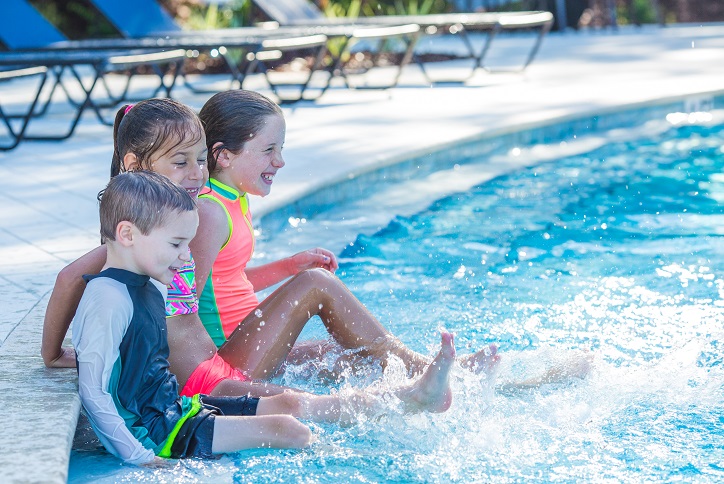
[69,120,724,482]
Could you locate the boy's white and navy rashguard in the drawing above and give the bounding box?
[72,268,259,465]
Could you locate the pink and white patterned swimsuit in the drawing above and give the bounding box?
[165,253,198,317]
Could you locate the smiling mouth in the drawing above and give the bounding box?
[261,173,274,183]
[185,187,201,197]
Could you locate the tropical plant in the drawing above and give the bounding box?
[378,0,450,15]
[29,0,117,39]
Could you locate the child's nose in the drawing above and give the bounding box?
[190,161,203,179]
[272,153,285,169]
[179,249,191,262]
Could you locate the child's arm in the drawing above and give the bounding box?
[190,198,337,293]
[190,198,232,296]
[42,246,107,368]
[245,247,338,291]
[73,280,156,466]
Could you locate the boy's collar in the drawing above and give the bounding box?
[83,267,150,286]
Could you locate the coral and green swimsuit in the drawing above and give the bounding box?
[198,178,259,347]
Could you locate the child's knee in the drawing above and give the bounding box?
[268,392,304,416]
[297,267,337,289]
[269,415,312,448]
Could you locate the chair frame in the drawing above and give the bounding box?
[0,67,48,151]
[84,0,423,98]
[47,32,332,104]
[0,49,185,148]
[0,0,188,150]
[251,0,554,83]
[83,0,339,103]
[191,24,422,93]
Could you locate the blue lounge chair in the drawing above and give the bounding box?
[42,0,330,102]
[252,0,554,82]
[86,0,421,92]
[0,0,186,149]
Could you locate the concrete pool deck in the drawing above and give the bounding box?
[1,23,724,482]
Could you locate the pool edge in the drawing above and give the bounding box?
[0,292,80,484]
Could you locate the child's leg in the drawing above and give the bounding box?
[255,331,457,425]
[496,349,594,393]
[210,378,305,398]
[218,268,428,379]
[211,414,312,453]
[219,268,497,379]
[276,340,382,383]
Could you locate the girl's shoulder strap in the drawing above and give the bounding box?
[199,185,234,250]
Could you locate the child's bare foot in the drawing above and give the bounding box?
[554,349,594,380]
[395,331,456,413]
[459,343,501,376]
[498,349,594,392]
[534,349,594,384]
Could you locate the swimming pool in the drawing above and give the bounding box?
[69,112,724,482]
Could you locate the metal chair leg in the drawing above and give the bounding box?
[0,70,49,151]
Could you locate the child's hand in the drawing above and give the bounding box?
[289,248,338,274]
[46,346,77,368]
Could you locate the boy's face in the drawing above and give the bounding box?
[130,209,199,285]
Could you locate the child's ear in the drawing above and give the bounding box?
[115,221,136,247]
[213,142,232,169]
[123,152,140,172]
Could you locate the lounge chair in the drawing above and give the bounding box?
[0,0,186,150]
[86,0,422,93]
[50,0,332,102]
[49,30,330,103]
[0,66,48,150]
[251,0,554,82]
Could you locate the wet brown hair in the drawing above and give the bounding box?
[111,98,204,178]
[98,170,196,243]
[198,90,282,174]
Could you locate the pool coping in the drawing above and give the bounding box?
[0,292,80,484]
[5,88,724,483]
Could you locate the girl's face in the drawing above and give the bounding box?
[226,114,286,197]
[126,131,208,199]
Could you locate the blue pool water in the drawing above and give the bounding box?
[70,119,724,482]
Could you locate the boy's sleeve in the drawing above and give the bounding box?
[72,279,156,466]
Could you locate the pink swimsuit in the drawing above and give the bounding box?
[166,253,198,317]
[198,178,259,347]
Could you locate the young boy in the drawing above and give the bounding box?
[73,171,311,466]
[73,170,457,466]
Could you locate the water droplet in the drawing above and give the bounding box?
[255,309,263,317]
